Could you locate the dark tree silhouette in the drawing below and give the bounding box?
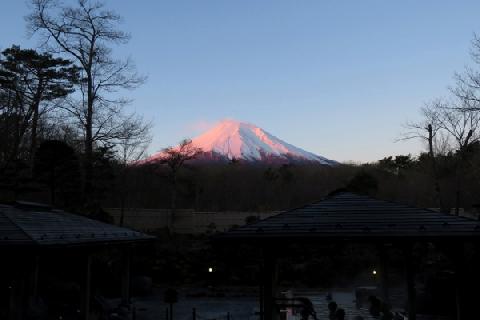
[33,140,81,206]
[346,171,378,195]
[158,139,202,230]
[0,46,77,167]
[115,115,151,226]
[0,46,77,160]
[454,33,480,111]
[404,99,480,214]
[28,0,145,205]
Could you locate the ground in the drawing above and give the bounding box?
[132,287,410,320]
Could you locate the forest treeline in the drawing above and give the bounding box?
[106,148,480,213]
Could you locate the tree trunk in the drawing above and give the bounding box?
[119,197,126,227]
[49,167,55,206]
[427,124,445,211]
[454,152,465,216]
[454,131,472,216]
[84,73,94,208]
[30,82,43,164]
[119,167,127,227]
[30,102,39,160]
[170,172,177,233]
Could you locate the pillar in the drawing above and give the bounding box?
[31,255,40,302]
[8,278,24,320]
[404,244,416,320]
[437,242,467,320]
[8,255,27,320]
[454,256,465,320]
[378,244,390,303]
[82,254,92,320]
[121,246,132,307]
[262,247,278,320]
[446,243,466,320]
[259,266,264,320]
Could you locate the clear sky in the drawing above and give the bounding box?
[2,1,480,162]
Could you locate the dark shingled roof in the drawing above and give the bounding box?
[0,202,154,247]
[217,192,480,242]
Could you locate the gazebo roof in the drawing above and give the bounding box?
[218,192,480,243]
[0,202,154,247]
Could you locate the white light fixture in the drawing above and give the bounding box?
[208,267,213,273]
[372,270,377,275]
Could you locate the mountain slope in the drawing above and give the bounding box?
[147,119,336,165]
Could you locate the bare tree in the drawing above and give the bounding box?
[403,99,480,214]
[27,0,145,203]
[403,104,441,149]
[403,32,480,214]
[403,99,480,152]
[401,100,447,210]
[115,114,152,226]
[158,139,202,231]
[433,100,480,215]
[450,33,480,116]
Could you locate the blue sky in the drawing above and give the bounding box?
[2,1,480,162]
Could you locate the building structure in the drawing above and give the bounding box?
[217,192,480,320]
[0,201,154,320]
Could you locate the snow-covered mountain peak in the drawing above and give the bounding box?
[147,119,336,165]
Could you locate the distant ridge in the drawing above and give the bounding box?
[146,119,336,165]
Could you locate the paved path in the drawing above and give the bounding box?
[133,288,400,320]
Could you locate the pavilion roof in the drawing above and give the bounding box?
[217,192,480,243]
[0,202,154,247]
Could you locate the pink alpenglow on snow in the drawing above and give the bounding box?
[147,119,336,165]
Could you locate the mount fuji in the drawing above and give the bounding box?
[146,119,336,165]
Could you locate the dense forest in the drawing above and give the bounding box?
[3,129,480,216]
[106,148,480,214]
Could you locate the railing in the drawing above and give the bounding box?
[193,308,232,320]
[106,208,278,233]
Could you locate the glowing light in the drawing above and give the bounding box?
[208,267,213,273]
[372,270,377,275]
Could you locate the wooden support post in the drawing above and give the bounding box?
[259,263,264,320]
[82,254,92,320]
[262,248,278,320]
[8,278,23,320]
[9,263,27,320]
[378,244,390,303]
[451,244,466,320]
[259,282,264,320]
[454,261,463,320]
[31,255,40,302]
[121,246,132,307]
[404,245,416,320]
[8,279,15,320]
[437,242,467,320]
